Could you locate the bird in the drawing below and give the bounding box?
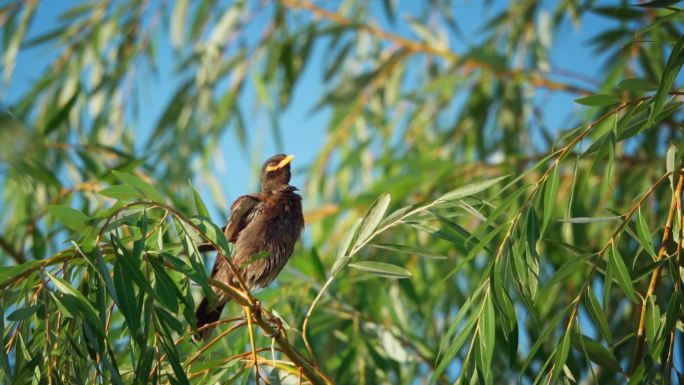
[194,154,304,341]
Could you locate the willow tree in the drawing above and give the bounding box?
[1,0,683,384]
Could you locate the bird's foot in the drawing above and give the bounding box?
[269,315,283,333]
[249,299,262,321]
[260,314,284,339]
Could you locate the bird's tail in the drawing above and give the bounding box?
[193,297,226,341]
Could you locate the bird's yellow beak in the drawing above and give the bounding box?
[266,154,294,172]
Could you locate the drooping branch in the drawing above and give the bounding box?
[279,0,594,95]
[629,166,684,374]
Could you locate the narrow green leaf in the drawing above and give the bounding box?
[113,259,140,341]
[570,333,622,372]
[47,205,91,232]
[537,254,591,306]
[152,261,181,313]
[635,0,681,8]
[648,34,684,127]
[190,216,231,256]
[50,292,76,319]
[170,0,188,48]
[574,94,621,106]
[0,300,10,377]
[2,0,36,85]
[525,208,540,299]
[662,292,680,342]
[7,304,42,321]
[113,170,165,202]
[520,305,569,379]
[370,243,446,259]
[635,208,656,259]
[585,289,613,344]
[431,314,478,384]
[156,306,183,335]
[378,204,414,229]
[110,234,153,294]
[190,183,210,218]
[330,218,362,275]
[542,166,560,234]
[469,186,528,241]
[666,143,676,191]
[617,78,657,92]
[156,314,190,385]
[58,2,96,21]
[603,262,614,314]
[251,71,272,107]
[437,175,508,202]
[645,296,660,345]
[438,283,485,359]
[99,185,145,201]
[608,243,638,303]
[46,272,104,336]
[557,216,622,224]
[550,332,571,383]
[348,261,412,279]
[0,260,41,286]
[355,193,391,245]
[441,222,507,284]
[478,293,495,373]
[490,262,517,342]
[44,86,79,135]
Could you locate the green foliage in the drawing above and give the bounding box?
[1,0,684,384]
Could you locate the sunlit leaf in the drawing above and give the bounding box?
[618,78,657,92]
[571,333,622,372]
[608,243,638,303]
[355,193,391,245]
[46,272,104,337]
[113,171,165,202]
[370,243,446,259]
[47,205,92,232]
[330,218,362,275]
[648,34,684,127]
[585,289,613,344]
[550,332,571,383]
[99,185,145,201]
[574,94,621,106]
[542,166,560,233]
[437,175,508,202]
[348,261,412,279]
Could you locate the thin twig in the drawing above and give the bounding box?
[244,305,260,384]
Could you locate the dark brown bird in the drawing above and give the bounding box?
[194,154,304,341]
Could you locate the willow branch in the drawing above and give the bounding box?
[629,167,684,374]
[537,168,673,382]
[279,0,594,95]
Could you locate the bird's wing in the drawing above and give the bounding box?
[206,194,262,280]
[223,193,262,242]
[195,194,262,253]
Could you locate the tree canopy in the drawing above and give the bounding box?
[1,0,684,384]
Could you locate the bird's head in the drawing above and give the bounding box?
[261,154,294,191]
